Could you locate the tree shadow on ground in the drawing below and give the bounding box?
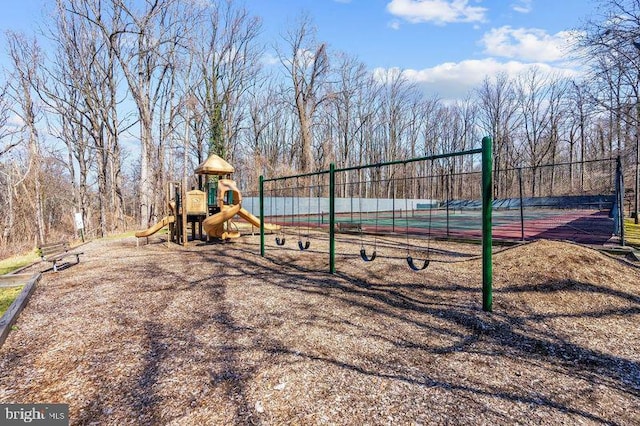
[217,247,639,422]
[534,211,613,244]
[69,242,639,424]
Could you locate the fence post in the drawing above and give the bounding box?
[482,136,493,313]
[329,163,336,274]
[259,175,265,257]
[392,178,396,233]
[616,157,625,247]
[518,168,525,241]
[350,192,353,223]
[446,171,450,238]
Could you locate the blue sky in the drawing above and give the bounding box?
[0,0,598,100]
[246,0,591,67]
[245,0,596,98]
[0,0,600,168]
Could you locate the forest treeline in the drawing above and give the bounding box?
[0,0,638,255]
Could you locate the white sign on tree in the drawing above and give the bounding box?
[74,212,84,230]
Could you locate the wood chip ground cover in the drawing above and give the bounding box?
[0,233,638,425]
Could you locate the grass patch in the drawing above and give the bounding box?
[624,218,640,247]
[0,286,23,317]
[0,250,39,275]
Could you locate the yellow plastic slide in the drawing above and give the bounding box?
[135,216,175,238]
[237,208,279,231]
[203,204,242,239]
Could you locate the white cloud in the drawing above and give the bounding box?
[374,59,580,100]
[261,52,280,66]
[388,20,401,30]
[480,26,581,62]
[386,0,487,25]
[511,0,532,14]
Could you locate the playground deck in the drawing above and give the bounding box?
[0,235,638,425]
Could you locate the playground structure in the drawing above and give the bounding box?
[135,154,278,245]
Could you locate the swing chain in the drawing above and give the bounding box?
[275,179,286,246]
[297,177,311,251]
[404,162,430,271]
[359,168,378,262]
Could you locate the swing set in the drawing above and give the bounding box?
[258,136,494,312]
[271,177,315,251]
[345,163,433,270]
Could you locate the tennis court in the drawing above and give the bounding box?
[271,207,615,246]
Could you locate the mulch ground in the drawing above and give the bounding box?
[0,231,638,425]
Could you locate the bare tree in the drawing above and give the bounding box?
[247,78,281,176]
[5,32,46,245]
[192,0,263,164]
[515,68,567,195]
[476,72,520,197]
[39,1,107,237]
[566,81,595,190]
[328,54,374,167]
[69,0,187,227]
[0,81,21,157]
[577,0,640,221]
[280,15,329,173]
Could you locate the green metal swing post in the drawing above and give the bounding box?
[259,175,265,257]
[329,163,336,273]
[481,136,493,312]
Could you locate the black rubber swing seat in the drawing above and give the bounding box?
[360,248,377,262]
[275,236,286,246]
[407,256,429,271]
[298,240,311,250]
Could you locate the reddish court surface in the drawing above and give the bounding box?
[492,210,614,244]
[264,209,615,246]
[404,210,614,245]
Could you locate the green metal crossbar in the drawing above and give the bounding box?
[261,147,483,184]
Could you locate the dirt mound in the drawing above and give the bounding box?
[491,240,640,322]
[494,239,639,287]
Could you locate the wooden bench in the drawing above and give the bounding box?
[39,241,84,272]
[336,222,363,233]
